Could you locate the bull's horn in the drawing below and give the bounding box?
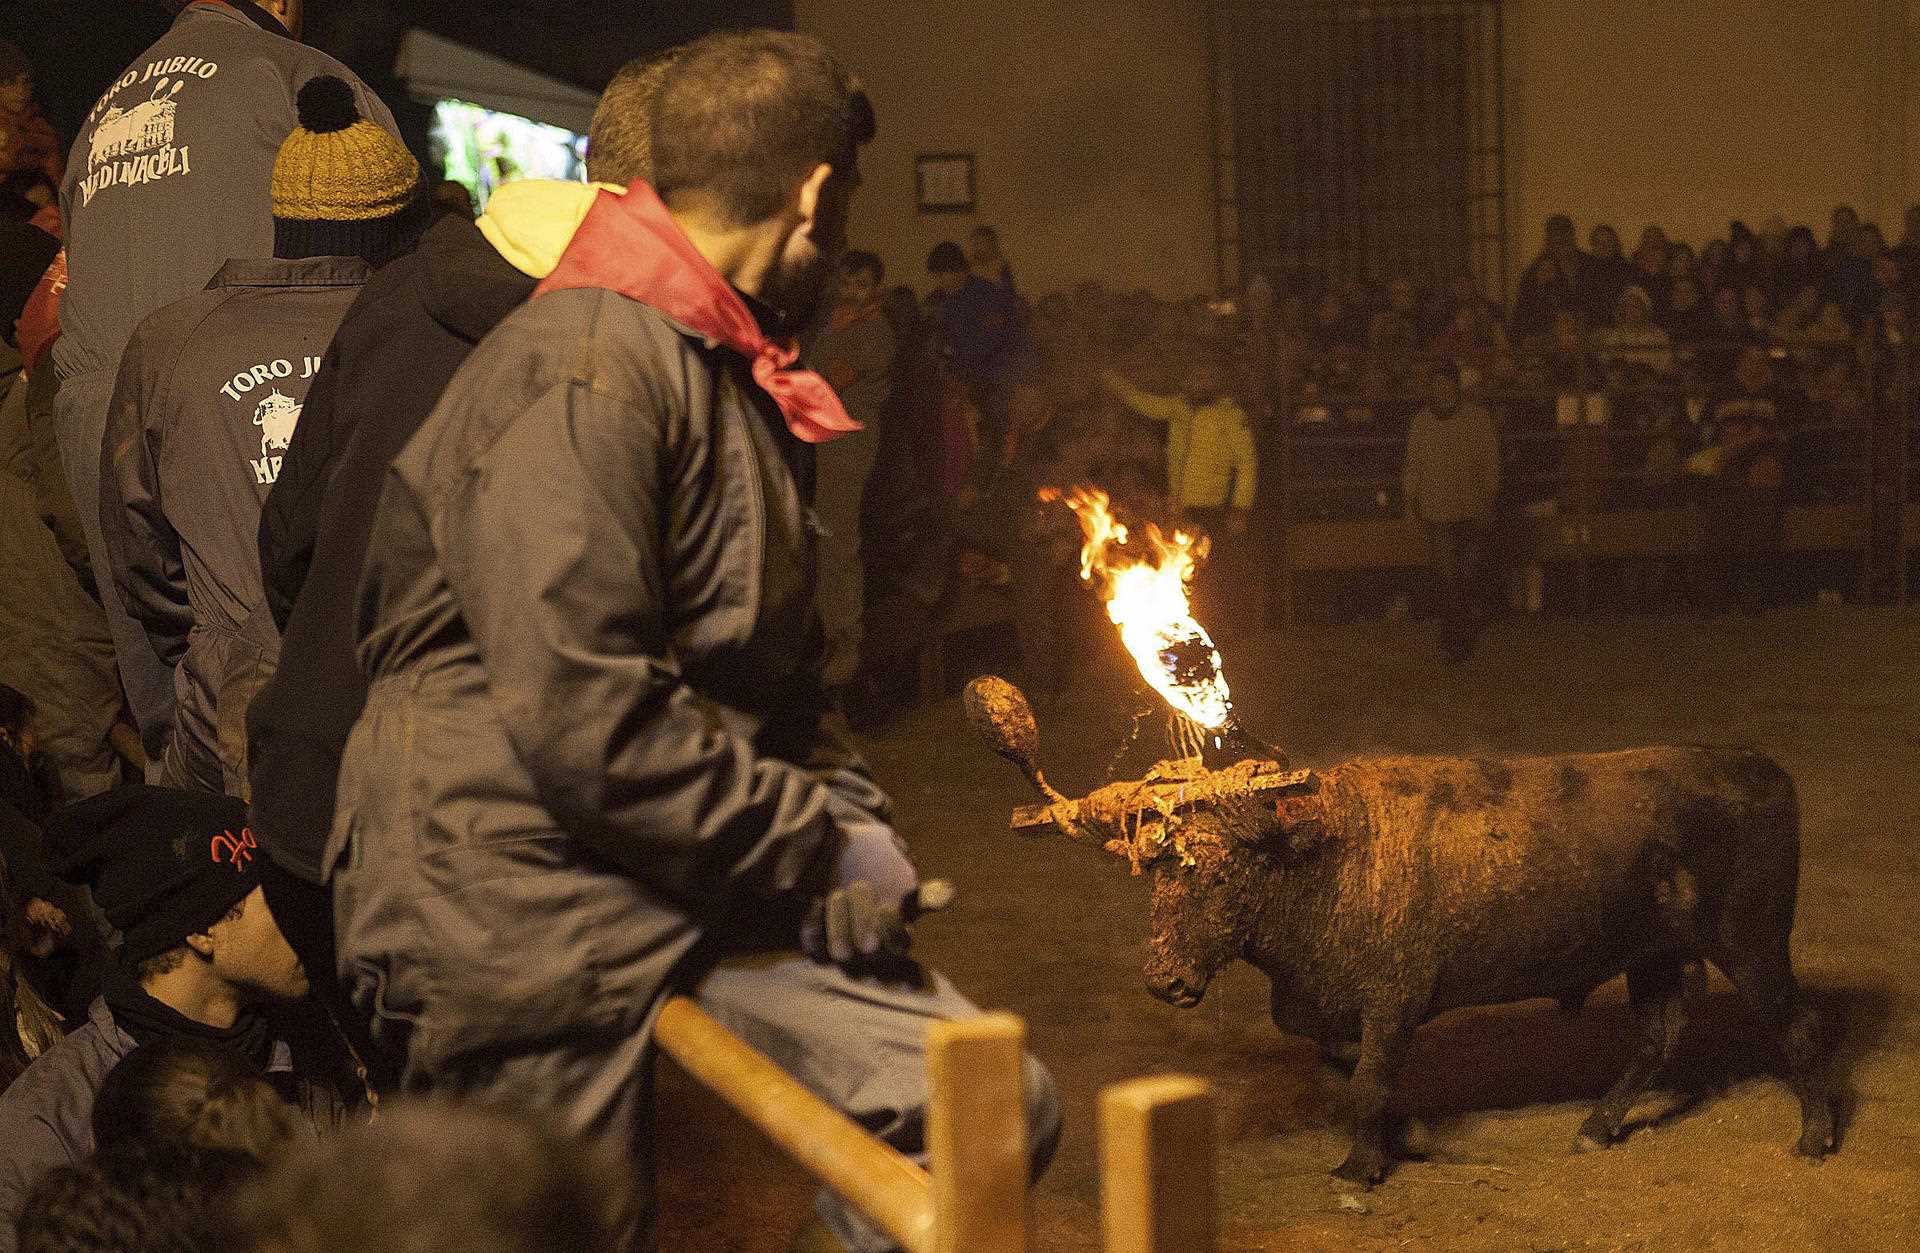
[963,676,1066,806]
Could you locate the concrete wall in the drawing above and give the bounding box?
[794,0,1215,300]
[798,0,1920,301]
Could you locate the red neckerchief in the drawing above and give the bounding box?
[533,183,860,445]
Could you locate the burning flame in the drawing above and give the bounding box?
[1040,486,1234,730]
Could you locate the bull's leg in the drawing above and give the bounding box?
[1718,949,1835,1158]
[1575,957,1688,1151]
[1333,1005,1417,1187]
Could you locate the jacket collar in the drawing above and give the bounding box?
[534,183,859,445]
[207,256,371,291]
[180,1,290,37]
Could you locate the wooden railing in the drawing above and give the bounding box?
[654,996,1221,1252]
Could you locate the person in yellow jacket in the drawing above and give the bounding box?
[1100,356,1257,536]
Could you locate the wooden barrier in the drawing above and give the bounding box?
[652,997,1030,1253]
[1097,1075,1219,1253]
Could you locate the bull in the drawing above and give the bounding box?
[966,677,1835,1186]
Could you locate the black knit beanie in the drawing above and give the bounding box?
[47,786,259,967]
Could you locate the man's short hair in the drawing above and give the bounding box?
[843,250,883,284]
[649,30,872,227]
[970,224,999,242]
[586,47,684,186]
[132,896,246,985]
[927,241,968,276]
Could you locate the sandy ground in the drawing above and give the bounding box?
[657,604,1920,1251]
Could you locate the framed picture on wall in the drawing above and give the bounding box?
[915,153,976,214]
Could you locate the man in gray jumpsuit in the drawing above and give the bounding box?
[52,0,395,758]
[97,73,421,794]
[330,31,1058,1252]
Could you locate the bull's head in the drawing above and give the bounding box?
[966,675,1325,1009]
[1140,823,1276,1006]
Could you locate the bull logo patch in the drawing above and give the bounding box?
[254,390,302,457]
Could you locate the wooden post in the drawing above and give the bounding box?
[1098,1075,1218,1253]
[927,1013,1029,1253]
[654,997,936,1252]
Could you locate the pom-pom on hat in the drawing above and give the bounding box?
[46,786,260,968]
[270,75,424,264]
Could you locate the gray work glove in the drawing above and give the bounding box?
[803,880,956,969]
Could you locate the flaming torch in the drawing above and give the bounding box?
[1038,486,1263,763]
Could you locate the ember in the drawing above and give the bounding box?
[1038,486,1233,734]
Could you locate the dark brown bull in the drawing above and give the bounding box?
[966,677,1835,1186]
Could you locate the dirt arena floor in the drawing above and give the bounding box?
[658,604,1920,1251]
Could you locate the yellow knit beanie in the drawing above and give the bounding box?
[271,75,423,261]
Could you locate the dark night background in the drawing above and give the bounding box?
[0,0,794,158]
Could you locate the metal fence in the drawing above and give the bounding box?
[1261,337,1914,619]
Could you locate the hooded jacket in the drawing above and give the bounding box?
[100,256,368,793]
[247,183,596,882]
[328,194,876,1076]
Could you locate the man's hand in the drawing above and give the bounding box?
[23,898,72,959]
[804,880,955,968]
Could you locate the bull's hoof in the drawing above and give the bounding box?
[1796,1121,1835,1160]
[1332,1148,1388,1187]
[1572,1112,1615,1153]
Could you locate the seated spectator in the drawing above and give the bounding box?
[1774,225,1822,304]
[92,1038,306,1164]
[1664,275,1717,347]
[225,1103,637,1253]
[1824,219,1881,323]
[1771,284,1822,344]
[1512,213,1584,343]
[1592,286,1674,376]
[1430,299,1510,381]
[1800,299,1857,360]
[1578,224,1634,326]
[1743,284,1774,340]
[1369,276,1422,354]
[1667,241,1700,290]
[16,1144,258,1253]
[0,786,333,1248]
[1312,282,1366,351]
[1631,225,1673,315]
[1700,237,1732,292]
[1723,221,1765,294]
